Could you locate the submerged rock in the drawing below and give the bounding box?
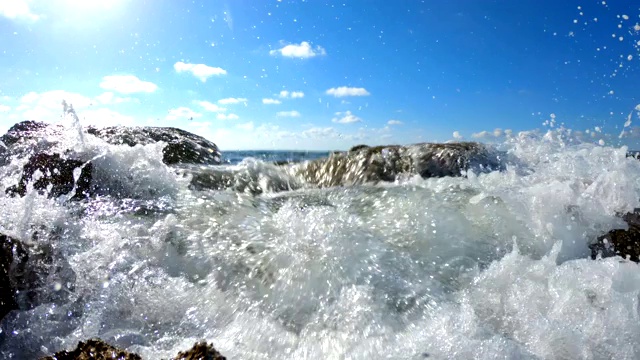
[40,339,226,360]
[41,339,142,360]
[170,341,226,360]
[590,211,640,262]
[0,121,221,166]
[295,142,504,187]
[6,153,92,199]
[86,126,220,166]
[0,233,76,322]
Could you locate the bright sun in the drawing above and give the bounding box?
[63,0,125,10]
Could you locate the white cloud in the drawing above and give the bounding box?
[80,108,135,127]
[217,113,239,120]
[387,120,403,125]
[0,105,10,113]
[326,87,370,97]
[19,90,93,113]
[195,100,226,113]
[302,127,339,138]
[332,110,362,124]
[0,0,40,21]
[100,75,157,94]
[471,128,514,140]
[174,61,227,82]
[95,92,135,105]
[270,41,326,58]
[452,131,463,140]
[166,107,202,121]
[279,90,304,99]
[471,131,491,139]
[237,121,255,131]
[262,98,282,105]
[218,97,247,105]
[277,110,301,117]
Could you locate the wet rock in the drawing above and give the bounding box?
[40,339,226,360]
[41,339,142,360]
[87,126,220,165]
[170,341,226,360]
[295,142,504,187]
[6,153,93,199]
[590,211,640,262]
[0,235,23,320]
[0,233,76,322]
[1,121,220,166]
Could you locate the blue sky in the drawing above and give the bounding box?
[0,0,639,150]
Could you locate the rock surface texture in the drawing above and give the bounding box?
[295,142,505,187]
[40,339,226,360]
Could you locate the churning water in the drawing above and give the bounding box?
[1,117,640,359]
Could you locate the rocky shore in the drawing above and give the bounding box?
[1,119,639,358]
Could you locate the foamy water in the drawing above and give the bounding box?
[1,123,640,359]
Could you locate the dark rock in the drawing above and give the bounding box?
[169,341,226,360]
[296,142,505,188]
[86,126,220,165]
[0,233,76,322]
[1,120,52,148]
[590,211,640,262]
[6,153,92,199]
[1,121,220,166]
[348,144,370,152]
[40,338,142,360]
[0,235,23,320]
[40,339,226,360]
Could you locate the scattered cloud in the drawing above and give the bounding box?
[195,100,227,113]
[387,120,403,125]
[0,0,40,21]
[277,110,301,117]
[302,127,339,139]
[95,92,135,105]
[20,90,93,111]
[452,131,463,140]
[332,110,362,124]
[262,98,282,105]
[270,41,326,58]
[81,108,135,127]
[237,121,255,131]
[279,90,304,99]
[166,107,202,121]
[100,75,158,94]
[218,97,247,105]
[217,113,239,120]
[326,87,370,97]
[471,128,513,140]
[0,105,10,113]
[174,61,227,82]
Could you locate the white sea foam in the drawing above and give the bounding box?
[1,127,640,359]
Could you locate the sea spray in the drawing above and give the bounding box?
[1,120,640,359]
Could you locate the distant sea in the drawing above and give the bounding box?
[222,150,332,165]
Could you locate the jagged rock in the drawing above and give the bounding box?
[0,233,76,322]
[0,121,220,166]
[86,126,220,165]
[590,211,640,262]
[6,153,92,199]
[41,339,142,360]
[295,142,504,187]
[40,339,226,360]
[169,341,226,360]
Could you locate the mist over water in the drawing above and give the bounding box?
[0,117,640,359]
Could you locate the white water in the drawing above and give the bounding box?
[1,125,640,359]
